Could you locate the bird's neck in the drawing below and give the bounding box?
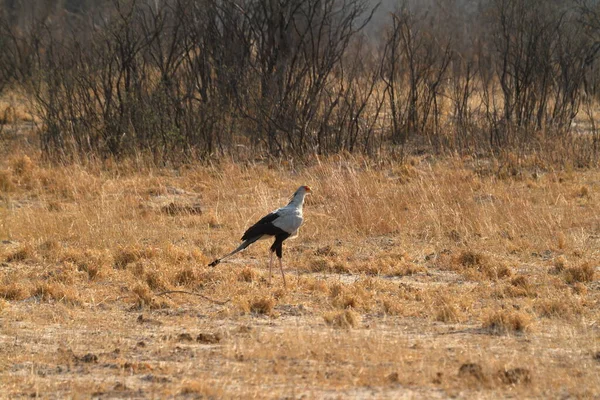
[287,193,306,209]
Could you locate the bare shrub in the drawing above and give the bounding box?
[497,367,531,385]
[382,298,403,316]
[494,276,536,298]
[249,296,275,316]
[450,250,512,280]
[0,170,14,192]
[482,309,532,335]
[5,244,36,263]
[173,267,197,286]
[564,263,595,283]
[0,283,29,300]
[435,298,462,323]
[113,247,142,269]
[10,155,33,176]
[458,363,487,383]
[131,283,162,309]
[145,270,169,291]
[237,267,257,283]
[33,282,80,305]
[323,309,360,329]
[535,298,582,319]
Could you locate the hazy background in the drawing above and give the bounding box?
[1,0,599,163]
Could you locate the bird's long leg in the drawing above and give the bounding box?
[279,257,287,288]
[268,252,274,286]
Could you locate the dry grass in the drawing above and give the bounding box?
[564,262,596,283]
[0,93,34,124]
[323,309,361,328]
[481,309,533,335]
[0,141,599,398]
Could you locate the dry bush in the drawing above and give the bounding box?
[33,282,80,305]
[358,261,387,276]
[114,247,142,269]
[388,261,426,277]
[494,276,536,298]
[145,269,169,291]
[82,264,102,281]
[323,309,361,329]
[237,267,257,283]
[510,275,533,292]
[271,287,287,301]
[5,244,36,263]
[335,294,360,309]
[574,185,590,199]
[329,283,344,298]
[458,363,488,384]
[58,248,108,281]
[41,264,79,285]
[0,169,15,192]
[435,304,461,323]
[38,239,61,258]
[249,296,276,315]
[314,245,336,257]
[195,269,226,289]
[556,232,568,250]
[549,256,567,274]
[497,367,532,385]
[163,244,198,264]
[130,260,171,291]
[300,256,350,274]
[482,309,532,335]
[0,282,29,300]
[179,381,223,397]
[434,297,463,323]
[571,282,588,295]
[356,256,424,277]
[130,283,164,309]
[302,277,329,294]
[331,261,352,274]
[382,298,403,316]
[534,297,582,319]
[457,250,486,267]
[307,257,332,273]
[173,267,198,286]
[564,263,595,283]
[10,155,34,176]
[329,282,372,311]
[449,250,512,280]
[0,96,32,124]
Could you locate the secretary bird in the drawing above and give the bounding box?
[208,185,311,287]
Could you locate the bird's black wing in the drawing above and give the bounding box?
[241,212,286,240]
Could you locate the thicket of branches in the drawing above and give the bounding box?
[1,0,600,163]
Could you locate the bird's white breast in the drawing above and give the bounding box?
[272,206,303,235]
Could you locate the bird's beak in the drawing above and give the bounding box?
[304,186,312,193]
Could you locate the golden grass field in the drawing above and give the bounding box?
[0,123,599,398]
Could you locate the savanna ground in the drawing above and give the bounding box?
[0,111,599,398]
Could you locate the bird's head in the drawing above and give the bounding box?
[297,185,311,195]
[290,185,311,204]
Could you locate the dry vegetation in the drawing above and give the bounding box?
[0,129,600,398]
[1,0,600,396]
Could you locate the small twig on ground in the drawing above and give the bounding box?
[154,290,231,305]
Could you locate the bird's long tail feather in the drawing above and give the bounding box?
[208,236,261,267]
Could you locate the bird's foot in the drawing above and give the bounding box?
[208,259,220,267]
